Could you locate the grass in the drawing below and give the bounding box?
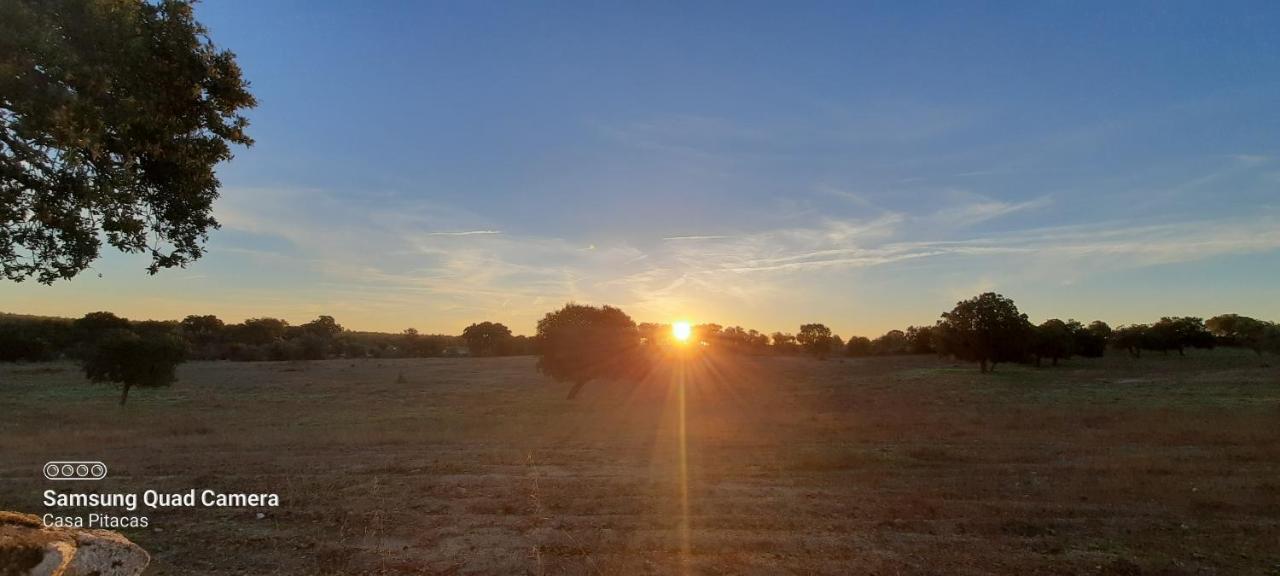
[1,351,1278,574]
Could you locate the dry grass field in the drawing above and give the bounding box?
[1,351,1278,575]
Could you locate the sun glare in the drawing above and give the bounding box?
[672,321,692,343]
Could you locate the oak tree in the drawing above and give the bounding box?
[1,0,255,282]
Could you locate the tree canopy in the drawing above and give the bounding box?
[871,329,909,355]
[796,323,833,359]
[1111,324,1149,358]
[82,329,186,405]
[1146,317,1214,356]
[536,303,643,399]
[844,336,872,357]
[461,321,513,356]
[934,292,1033,372]
[1207,314,1273,355]
[1074,320,1111,358]
[1,0,255,283]
[1032,319,1073,366]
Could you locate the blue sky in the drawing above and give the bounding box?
[4,1,1279,336]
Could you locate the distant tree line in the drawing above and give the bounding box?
[4,300,1277,403]
[0,312,540,364]
[0,311,540,404]
[534,296,1280,395]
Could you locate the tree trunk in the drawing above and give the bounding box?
[979,359,988,373]
[1051,356,1059,367]
[119,384,131,406]
[1034,355,1042,368]
[566,380,587,400]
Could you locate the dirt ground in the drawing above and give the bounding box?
[1,351,1278,575]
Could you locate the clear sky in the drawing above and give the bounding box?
[4,1,1279,337]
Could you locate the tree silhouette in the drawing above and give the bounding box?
[1146,317,1214,356]
[0,0,255,283]
[770,332,799,354]
[302,315,344,339]
[73,311,131,339]
[905,325,936,354]
[1032,319,1072,366]
[872,330,909,355]
[844,336,873,357]
[180,315,224,344]
[1206,314,1272,355]
[935,292,1033,372]
[1111,324,1149,358]
[536,304,643,399]
[1074,320,1111,358]
[797,323,834,359]
[694,323,724,346]
[82,330,186,405]
[461,321,513,356]
[233,318,289,346]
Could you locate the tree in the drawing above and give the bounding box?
[232,317,288,346]
[0,325,53,362]
[1,0,256,283]
[694,323,723,346]
[536,304,644,399]
[720,326,748,351]
[71,311,131,356]
[770,332,799,354]
[845,336,873,357]
[82,330,186,405]
[1032,319,1073,366]
[301,315,344,340]
[719,326,770,354]
[1146,317,1214,356]
[797,323,834,359]
[828,334,845,356]
[1206,314,1272,355]
[1074,320,1111,358]
[180,315,224,342]
[1111,324,1148,358]
[934,292,1033,373]
[73,311,131,336]
[507,334,536,356]
[1265,324,1280,356]
[461,321,513,356]
[399,327,420,356]
[871,329,909,355]
[905,325,935,354]
[132,319,177,338]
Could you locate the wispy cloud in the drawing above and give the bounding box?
[663,235,734,241]
[920,192,1052,228]
[424,230,503,236]
[209,182,1280,333]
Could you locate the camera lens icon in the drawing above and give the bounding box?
[43,461,107,481]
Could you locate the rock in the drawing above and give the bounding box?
[0,511,149,576]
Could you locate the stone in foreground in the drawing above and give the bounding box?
[0,512,149,576]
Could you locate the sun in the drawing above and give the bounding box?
[672,321,692,343]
